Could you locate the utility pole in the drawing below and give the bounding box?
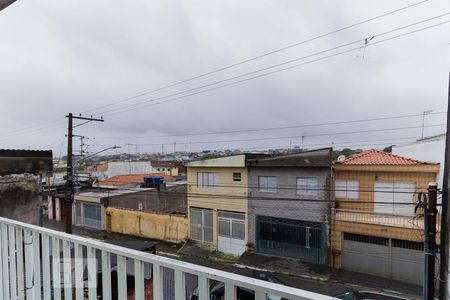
[440,71,450,300]
[424,183,438,300]
[65,113,104,234]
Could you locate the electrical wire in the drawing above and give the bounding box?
[98,16,450,117]
[80,0,431,115]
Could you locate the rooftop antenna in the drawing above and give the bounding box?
[422,109,434,139]
[357,36,374,64]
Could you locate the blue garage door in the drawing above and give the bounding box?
[257,216,325,264]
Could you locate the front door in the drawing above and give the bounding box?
[218,211,246,255]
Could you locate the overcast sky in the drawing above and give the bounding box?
[0,0,449,156]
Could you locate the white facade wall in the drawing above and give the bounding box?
[393,136,445,188]
[104,161,155,178]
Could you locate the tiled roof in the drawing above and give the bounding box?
[97,173,173,186]
[339,149,423,165]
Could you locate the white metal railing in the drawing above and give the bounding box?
[0,217,335,300]
[334,209,432,230]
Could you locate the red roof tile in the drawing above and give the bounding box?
[97,173,173,186]
[339,149,423,166]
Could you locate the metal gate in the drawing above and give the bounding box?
[218,211,246,255]
[341,233,431,285]
[256,216,325,263]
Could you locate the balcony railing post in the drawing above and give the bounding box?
[52,236,62,300]
[63,240,72,300]
[24,228,34,300]
[225,282,236,300]
[153,264,163,300]
[134,259,145,300]
[2,223,10,300]
[174,269,186,300]
[33,231,42,300]
[16,227,25,300]
[101,250,112,300]
[198,275,209,300]
[117,255,127,300]
[75,243,84,300]
[8,226,17,299]
[87,246,97,300]
[42,234,51,300]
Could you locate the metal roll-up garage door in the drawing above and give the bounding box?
[342,233,428,285]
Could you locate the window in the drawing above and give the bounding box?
[197,172,219,188]
[75,203,82,225]
[190,208,213,243]
[296,177,319,196]
[335,179,359,199]
[233,172,241,182]
[258,176,277,192]
[83,203,103,229]
[74,203,103,230]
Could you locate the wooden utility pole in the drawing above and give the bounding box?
[440,70,450,300]
[425,183,438,300]
[65,114,104,234]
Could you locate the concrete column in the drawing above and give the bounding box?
[47,196,53,220]
[55,198,61,221]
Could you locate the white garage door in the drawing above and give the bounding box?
[374,182,416,216]
[218,211,246,255]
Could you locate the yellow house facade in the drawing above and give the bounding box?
[187,154,264,255]
[332,149,439,285]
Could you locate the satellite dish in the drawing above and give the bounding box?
[337,155,346,162]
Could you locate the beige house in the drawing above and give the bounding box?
[187,154,265,255]
[332,149,440,285]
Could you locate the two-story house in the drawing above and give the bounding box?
[246,148,333,264]
[186,154,266,255]
[332,149,440,285]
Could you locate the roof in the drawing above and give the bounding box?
[339,149,423,166]
[97,173,173,186]
[247,148,332,168]
[151,160,182,167]
[187,153,268,168]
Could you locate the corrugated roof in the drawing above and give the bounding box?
[97,173,173,186]
[339,149,423,165]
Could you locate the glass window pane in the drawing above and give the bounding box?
[232,221,245,240]
[218,219,231,237]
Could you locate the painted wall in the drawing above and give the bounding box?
[106,207,188,243]
[393,137,445,188]
[187,166,248,247]
[0,175,41,224]
[335,166,438,212]
[247,167,332,245]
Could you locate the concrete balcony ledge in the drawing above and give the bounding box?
[333,209,434,230]
[0,216,334,300]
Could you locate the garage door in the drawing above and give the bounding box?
[374,182,416,216]
[342,233,426,285]
[218,211,246,255]
[257,216,325,264]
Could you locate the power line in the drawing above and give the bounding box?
[80,0,430,115]
[107,124,445,146]
[95,112,446,139]
[98,16,450,117]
